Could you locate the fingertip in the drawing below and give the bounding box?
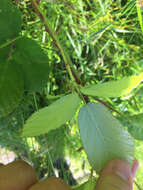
[100,159,131,180]
[95,160,133,190]
[29,177,72,190]
[131,159,139,180]
[0,160,38,190]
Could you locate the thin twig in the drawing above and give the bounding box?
[94,97,123,116]
[8,43,14,60]
[83,95,90,104]
[31,0,90,103]
[31,0,82,86]
[77,146,83,152]
[15,0,19,5]
[70,66,85,86]
[37,0,41,4]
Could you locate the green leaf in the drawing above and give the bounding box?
[0,0,21,45]
[13,37,49,91]
[136,2,143,32]
[23,93,80,137]
[0,61,24,117]
[78,103,134,174]
[0,46,10,61]
[73,179,96,190]
[81,73,143,98]
[128,113,143,141]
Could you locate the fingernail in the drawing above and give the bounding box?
[116,170,130,181]
[131,160,139,179]
[101,159,132,181]
[112,160,131,181]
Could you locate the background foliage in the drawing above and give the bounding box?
[0,0,143,189]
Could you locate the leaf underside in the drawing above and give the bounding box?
[78,102,134,174]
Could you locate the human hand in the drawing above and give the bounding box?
[0,159,139,190]
[94,159,139,190]
[0,160,71,190]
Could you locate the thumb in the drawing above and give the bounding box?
[94,159,139,190]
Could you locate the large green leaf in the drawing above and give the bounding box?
[0,0,21,45]
[0,61,24,117]
[81,73,143,98]
[78,103,134,174]
[0,46,10,61]
[13,37,49,91]
[23,93,80,137]
[128,113,143,141]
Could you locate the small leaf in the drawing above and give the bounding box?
[0,0,21,45]
[23,93,80,137]
[13,37,49,91]
[0,61,24,117]
[128,113,143,141]
[78,103,134,174]
[81,73,143,98]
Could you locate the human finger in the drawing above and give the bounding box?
[131,159,139,180]
[94,159,136,190]
[0,160,38,190]
[29,176,72,190]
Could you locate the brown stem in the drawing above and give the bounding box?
[70,66,85,86]
[8,43,14,60]
[31,0,90,103]
[15,0,18,5]
[77,146,83,152]
[37,0,41,4]
[31,2,53,39]
[83,95,89,104]
[32,1,85,88]
[94,97,123,116]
